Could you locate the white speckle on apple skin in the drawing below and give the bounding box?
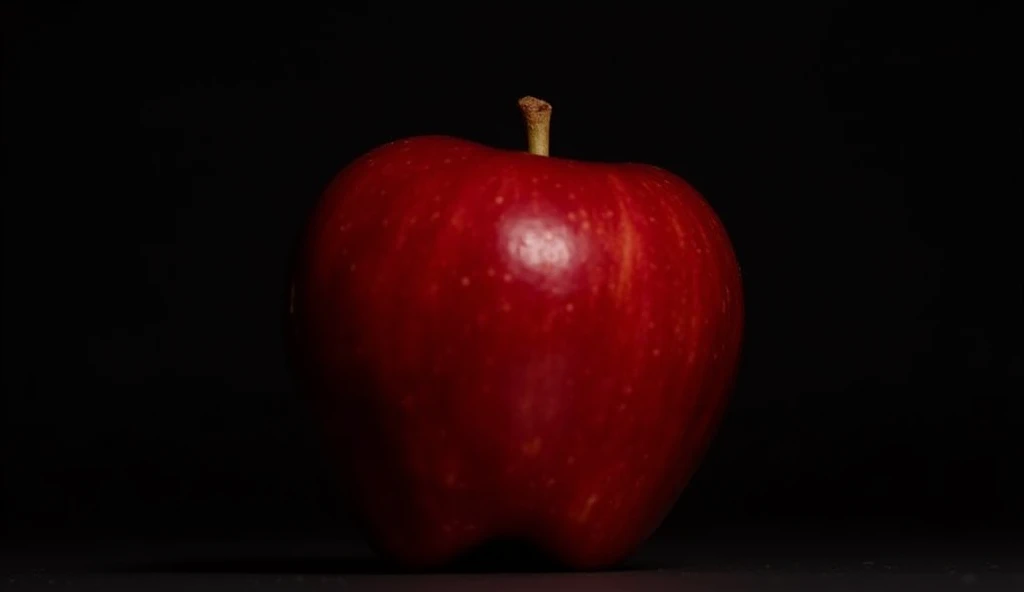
[486,268,496,277]
[565,303,574,312]
[460,276,470,287]
[522,437,543,456]
[494,195,504,204]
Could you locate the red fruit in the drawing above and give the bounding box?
[289,97,744,569]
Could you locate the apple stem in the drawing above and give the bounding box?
[518,96,552,157]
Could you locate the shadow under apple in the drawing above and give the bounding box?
[110,538,661,575]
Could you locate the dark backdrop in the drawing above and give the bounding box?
[2,3,1020,545]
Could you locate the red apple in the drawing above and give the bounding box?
[288,97,744,569]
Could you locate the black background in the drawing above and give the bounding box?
[2,2,1020,549]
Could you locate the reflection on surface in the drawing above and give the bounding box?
[39,569,1007,592]
[16,539,1024,592]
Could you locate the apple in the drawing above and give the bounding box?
[288,97,744,570]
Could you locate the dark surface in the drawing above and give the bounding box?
[1,0,1020,570]
[3,533,1023,591]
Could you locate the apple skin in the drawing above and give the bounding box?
[288,135,744,570]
